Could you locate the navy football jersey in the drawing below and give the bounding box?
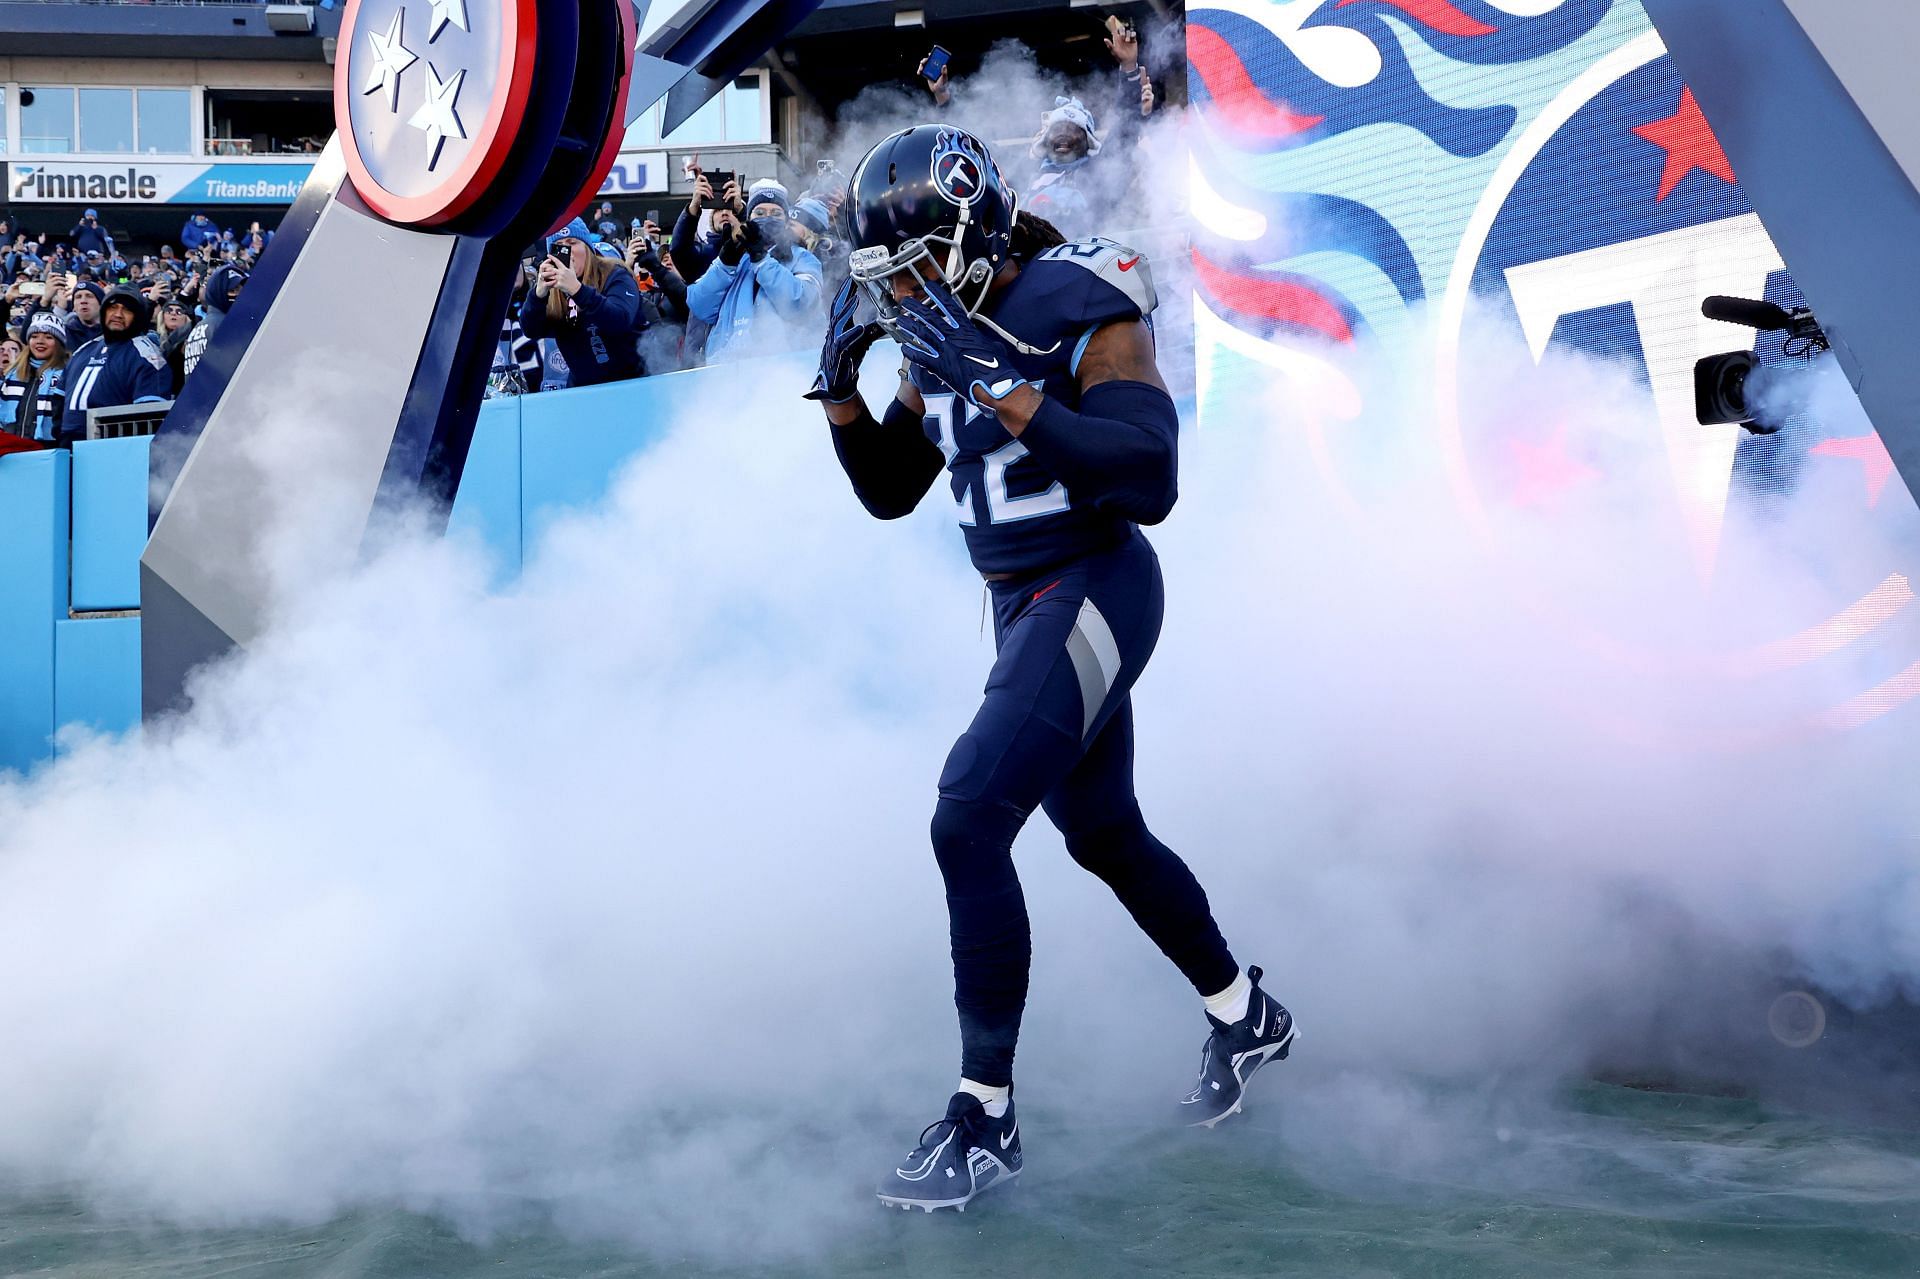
[910,237,1159,575]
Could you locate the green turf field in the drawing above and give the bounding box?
[5,1082,1917,1278]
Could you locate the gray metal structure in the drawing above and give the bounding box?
[1640,0,1920,499]
[138,0,820,719]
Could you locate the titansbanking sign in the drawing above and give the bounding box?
[5,160,315,205]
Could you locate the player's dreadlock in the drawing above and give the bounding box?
[1011,209,1067,259]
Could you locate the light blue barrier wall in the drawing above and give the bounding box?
[447,396,523,578]
[54,617,142,739]
[71,437,150,612]
[0,451,70,772]
[0,356,797,775]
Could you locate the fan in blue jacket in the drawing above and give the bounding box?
[179,212,218,253]
[60,285,170,443]
[518,218,644,386]
[686,182,823,362]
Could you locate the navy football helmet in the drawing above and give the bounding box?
[846,125,1017,333]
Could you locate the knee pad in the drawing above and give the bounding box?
[930,795,1027,891]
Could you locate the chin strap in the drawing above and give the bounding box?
[974,311,1061,357]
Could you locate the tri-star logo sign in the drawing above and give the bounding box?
[334,0,538,226]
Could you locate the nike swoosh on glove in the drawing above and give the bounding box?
[804,278,887,403]
[894,278,1036,408]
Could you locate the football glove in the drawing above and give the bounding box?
[894,278,1036,408]
[804,278,887,404]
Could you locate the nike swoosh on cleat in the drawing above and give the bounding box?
[1253,1004,1267,1037]
[1000,1121,1018,1150]
[963,354,1000,368]
[1117,256,1142,272]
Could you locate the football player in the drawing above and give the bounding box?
[805,125,1297,1212]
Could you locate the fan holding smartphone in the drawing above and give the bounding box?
[916,45,954,107]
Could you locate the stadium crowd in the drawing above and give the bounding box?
[494,14,1175,395]
[2,14,1179,441]
[1,207,266,445]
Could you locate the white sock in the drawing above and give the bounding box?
[1203,971,1253,1025]
[959,1077,1012,1118]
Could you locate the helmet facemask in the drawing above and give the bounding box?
[849,209,997,344]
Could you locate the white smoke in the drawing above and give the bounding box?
[3,36,1920,1270]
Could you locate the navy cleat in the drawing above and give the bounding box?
[1181,966,1296,1129]
[877,1092,1022,1212]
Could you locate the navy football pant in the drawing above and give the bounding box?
[932,531,1239,1087]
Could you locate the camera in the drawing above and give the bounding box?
[1693,295,1828,433]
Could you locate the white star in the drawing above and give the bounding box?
[407,62,467,170]
[361,9,417,114]
[427,0,469,41]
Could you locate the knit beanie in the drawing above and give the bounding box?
[744,179,791,217]
[792,197,832,236]
[26,312,68,346]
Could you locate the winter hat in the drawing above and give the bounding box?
[792,197,832,237]
[744,179,790,217]
[102,283,150,328]
[26,312,68,346]
[593,240,623,259]
[547,216,596,254]
[76,282,106,306]
[1031,96,1102,158]
[205,265,250,313]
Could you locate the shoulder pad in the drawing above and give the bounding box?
[1028,237,1157,323]
[133,333,167,369]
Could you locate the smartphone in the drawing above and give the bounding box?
[645,209,662,228]
[706,170,738,200]
[19,282,45,297]
[923,45,951,82]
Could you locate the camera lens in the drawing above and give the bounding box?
[1719,360,1751,418]
[1694,351,1758,425]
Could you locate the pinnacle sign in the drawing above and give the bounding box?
[10,165,159,201]
[6,160,316,205]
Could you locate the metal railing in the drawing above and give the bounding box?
[87,401,172,441]
[204,137,329,156]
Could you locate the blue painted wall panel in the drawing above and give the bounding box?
[3,359,823,770]
[520,373,686,545]
[53,617,142,742]
[0,451,71,775]
[447,397,523,578]
[518,356,816,547]
[71,436,154,613]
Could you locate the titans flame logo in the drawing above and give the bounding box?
[1186,0,1920,742]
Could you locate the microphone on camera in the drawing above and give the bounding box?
[1702,296,1795,331]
